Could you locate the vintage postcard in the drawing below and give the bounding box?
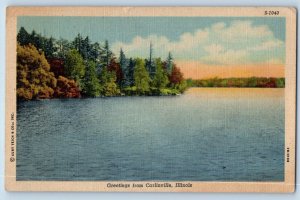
[5,7,296,192]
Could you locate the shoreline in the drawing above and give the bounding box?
[17,87,284,101]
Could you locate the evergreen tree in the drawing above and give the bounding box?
[82,60,101,97]
[101,40,113,68]
[119,48,128,87]
[152,58,169,89]
[146,42,155,78]
[29,30,38,46]
[18,27,57,59]
[29,30,44,52]
[82,36,91,60]
[134,58,150,94]
[72,34,93,60]
[149,42,153,65]
[72,34,83,55]
[166,52,173,75]
[127,58,135,86]
[90,42,103,63]
[43,37,57,59]
[17,27,30,46]
[55,38,72,59]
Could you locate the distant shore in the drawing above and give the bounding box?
[186,77,285,88]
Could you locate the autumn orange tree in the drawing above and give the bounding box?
[108,57,123,87]
[54,76,81,98]
[168,65,187,92]
[17,44,57,100]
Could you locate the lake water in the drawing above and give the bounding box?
[16,88,285,181]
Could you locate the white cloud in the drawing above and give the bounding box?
[203,44,224,55]
[249,40,284,51]
[201,49,248,65]
[112,29,209,59]
[218,21,273,41]
[112,20,285,65]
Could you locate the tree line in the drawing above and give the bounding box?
[17,27,187,100]
[187,77,285,88]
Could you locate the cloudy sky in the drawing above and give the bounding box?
[18,17,285,78]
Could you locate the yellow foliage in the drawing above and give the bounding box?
[17,43,57,100]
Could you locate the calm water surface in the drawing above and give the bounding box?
[17,88,285,181]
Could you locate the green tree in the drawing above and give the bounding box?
[99,68,120,96]
[18,27,57,59]
[64,49,85,88]
[72,34,93,60]
[82,61,101,97]
[145,42,155,78]
[55,38,72,59]
[43,36,57,59]
[17,27,30,46]
[82,36,91,60]
[119,48,128,87]
[90,42,103,63]
[166,52,173,74]
[72,34,83,54]
[152,58,169,89]
[126,58,135,86]
[276,78,285,88]
[134,58,150,94]
[17,44,57,100]
[101,40,113,68]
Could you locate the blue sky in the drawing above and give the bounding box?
[18,16,285,65]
